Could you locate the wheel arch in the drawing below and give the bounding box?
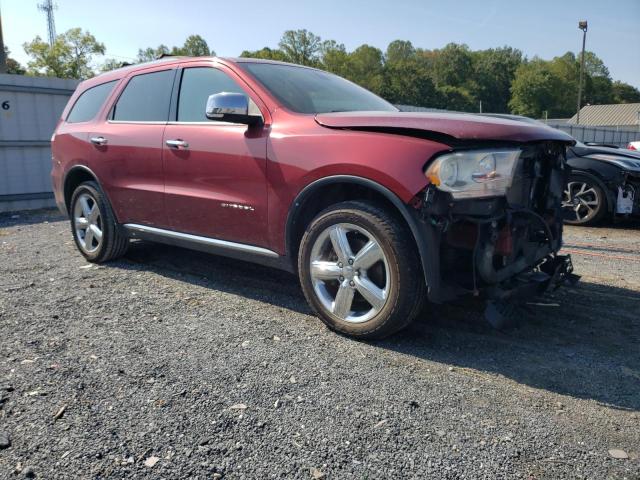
[285,175,432,286]
[63,166,119,221]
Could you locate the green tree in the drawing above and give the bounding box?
[239,47,288,61]
[278,29,322,66]
[435,85,476,111]
[431,43,473,87]
[547,52,579,115]
[581,51,610,78]
[138,35,214,62]
[385,40,415,64]
[579,51,613,105]
[471,47,522,113]
[4,46,26,75]
[345,44,385,95]
[509,59,562,117]
[171,35,213,57]
[382,60,440,107]
[612,81,640,103]
[100,58,130,72]
[584,75,613,105]
[382,40,439,107]
[320,40,350,76]
[136,45,170,62]
[23,28,105,79]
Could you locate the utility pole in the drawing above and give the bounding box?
[0,7,7,74]
[38,0,57,47]
[576,20,588,124]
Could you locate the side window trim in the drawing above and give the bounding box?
[168,67,183,122]
[172,66,264,126]
[107,68,177,124]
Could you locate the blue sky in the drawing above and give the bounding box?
[2,0,639,88]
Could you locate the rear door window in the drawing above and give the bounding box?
[112,69,175,122]
[66,80,117,123]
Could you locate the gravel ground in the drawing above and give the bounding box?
[0,209,638,479]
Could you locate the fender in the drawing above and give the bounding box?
[62,165,120,222]
[285,175,438,290]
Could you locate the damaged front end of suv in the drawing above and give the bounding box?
[418,141,580,316]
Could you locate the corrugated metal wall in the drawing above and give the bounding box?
[544,122,640,148]
[0,74,79,212]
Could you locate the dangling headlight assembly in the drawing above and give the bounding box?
[424,149,521,199]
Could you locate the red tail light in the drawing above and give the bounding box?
[629,143,637,150]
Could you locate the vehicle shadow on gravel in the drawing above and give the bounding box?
[119,240,640,412]
[393,282,640,411]
[122,241,310,314]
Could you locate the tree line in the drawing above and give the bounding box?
[5,28,640,118]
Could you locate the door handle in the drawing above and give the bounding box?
[166,139,189,149]
[90,136,108,146]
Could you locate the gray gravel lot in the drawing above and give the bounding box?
[0,210,639,479]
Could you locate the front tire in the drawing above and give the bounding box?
[562,174,608,226]
[298,201,425,339]
[69,181,129,263]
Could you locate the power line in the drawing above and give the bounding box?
[105,53,138,61]
[37,0,57,46]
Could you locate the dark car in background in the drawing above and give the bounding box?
[564,142,640,225]
[483,114,640,226]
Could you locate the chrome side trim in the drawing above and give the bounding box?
[123,223,279,258]
[107,120,167,125]
[166,121,245,126]
[106,120,246,126]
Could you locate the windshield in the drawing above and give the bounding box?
[240,62,397,114]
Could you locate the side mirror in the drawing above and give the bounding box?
[205,92,261,126]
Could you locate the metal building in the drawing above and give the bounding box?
[568,103,640,129]
[0,74,79,212]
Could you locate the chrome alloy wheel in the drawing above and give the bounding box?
[562,181,601,223]
[73,193,103,253]
[309,223,390,323]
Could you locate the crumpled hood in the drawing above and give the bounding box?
[315,111,575,145]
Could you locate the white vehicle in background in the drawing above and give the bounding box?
[628,141,640,151]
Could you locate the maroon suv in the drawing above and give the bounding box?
[51,56,576,338]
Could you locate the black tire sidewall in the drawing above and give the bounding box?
[298,202,422,339]
[69,182,116,262]
[565,174,608,226]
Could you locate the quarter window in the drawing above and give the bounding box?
[177,67,260,122]
[112,70,175,122]
[66,80,117,123]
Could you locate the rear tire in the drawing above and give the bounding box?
[298,201,425,339]
[69,181,128,263]
[562,174,608,226]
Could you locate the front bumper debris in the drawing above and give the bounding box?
[418,141,578,304]
[484,254,580,301]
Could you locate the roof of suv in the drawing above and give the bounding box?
[79,56,317,90]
